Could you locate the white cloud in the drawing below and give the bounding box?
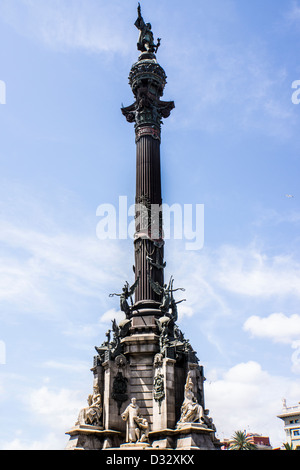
[1,384,86,450]
[1,0,296,139]
[99,308,123,324]
[205,361,300,447]
[2,432,66,451]
[166,244,231,318]
[163,241,300,363]
[0,217,128,320]
[27,385,83,430]
[43,359,90,374]
[215,245,300,298]
[244,313,300,345]
[0,341,6,366]
[291,342,300,374]
[168,242,300,318]
[177,304,195,320]
[244,313,300,374]
[254,208,300,228]
[0,0,133,55]
[166,20,295,138]
[164,243,233,357]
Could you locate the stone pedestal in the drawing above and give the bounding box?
[149,424,220,450]
[120,442,152,450]
[175,424,217,450]
[65,326,221,450]
[149,429,176,449]
[65,425,122,450]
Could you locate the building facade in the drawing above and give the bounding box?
[247,433,272,450]
[278,400,300,450]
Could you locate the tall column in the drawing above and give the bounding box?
[135,133,163,303]
[122,51,174,309]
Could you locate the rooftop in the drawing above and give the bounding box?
[278,402,300,419]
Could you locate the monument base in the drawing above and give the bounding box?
[175,425,216,450]
[65,425,123,450]
[120,442,152,450]
[149,424,220,450]
[149,429,177,449]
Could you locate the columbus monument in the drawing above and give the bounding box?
[65,4,220,450]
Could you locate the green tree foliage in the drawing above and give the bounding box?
[229,430,258,450]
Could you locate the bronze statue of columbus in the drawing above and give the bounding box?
[135,2,161,53]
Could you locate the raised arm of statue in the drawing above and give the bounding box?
[137,3,142,19]
[135,2,145,31]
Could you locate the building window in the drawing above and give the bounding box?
[293,430,300,436]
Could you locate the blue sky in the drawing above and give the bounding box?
[0,0,300,449]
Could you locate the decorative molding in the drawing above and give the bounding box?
[136,126,161,142]
[112,371,128,415]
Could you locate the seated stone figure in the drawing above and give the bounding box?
[76,384,102,427]
[178,394,204,425]
[177,372,205,427]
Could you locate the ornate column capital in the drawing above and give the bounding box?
[121,55,174,139]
